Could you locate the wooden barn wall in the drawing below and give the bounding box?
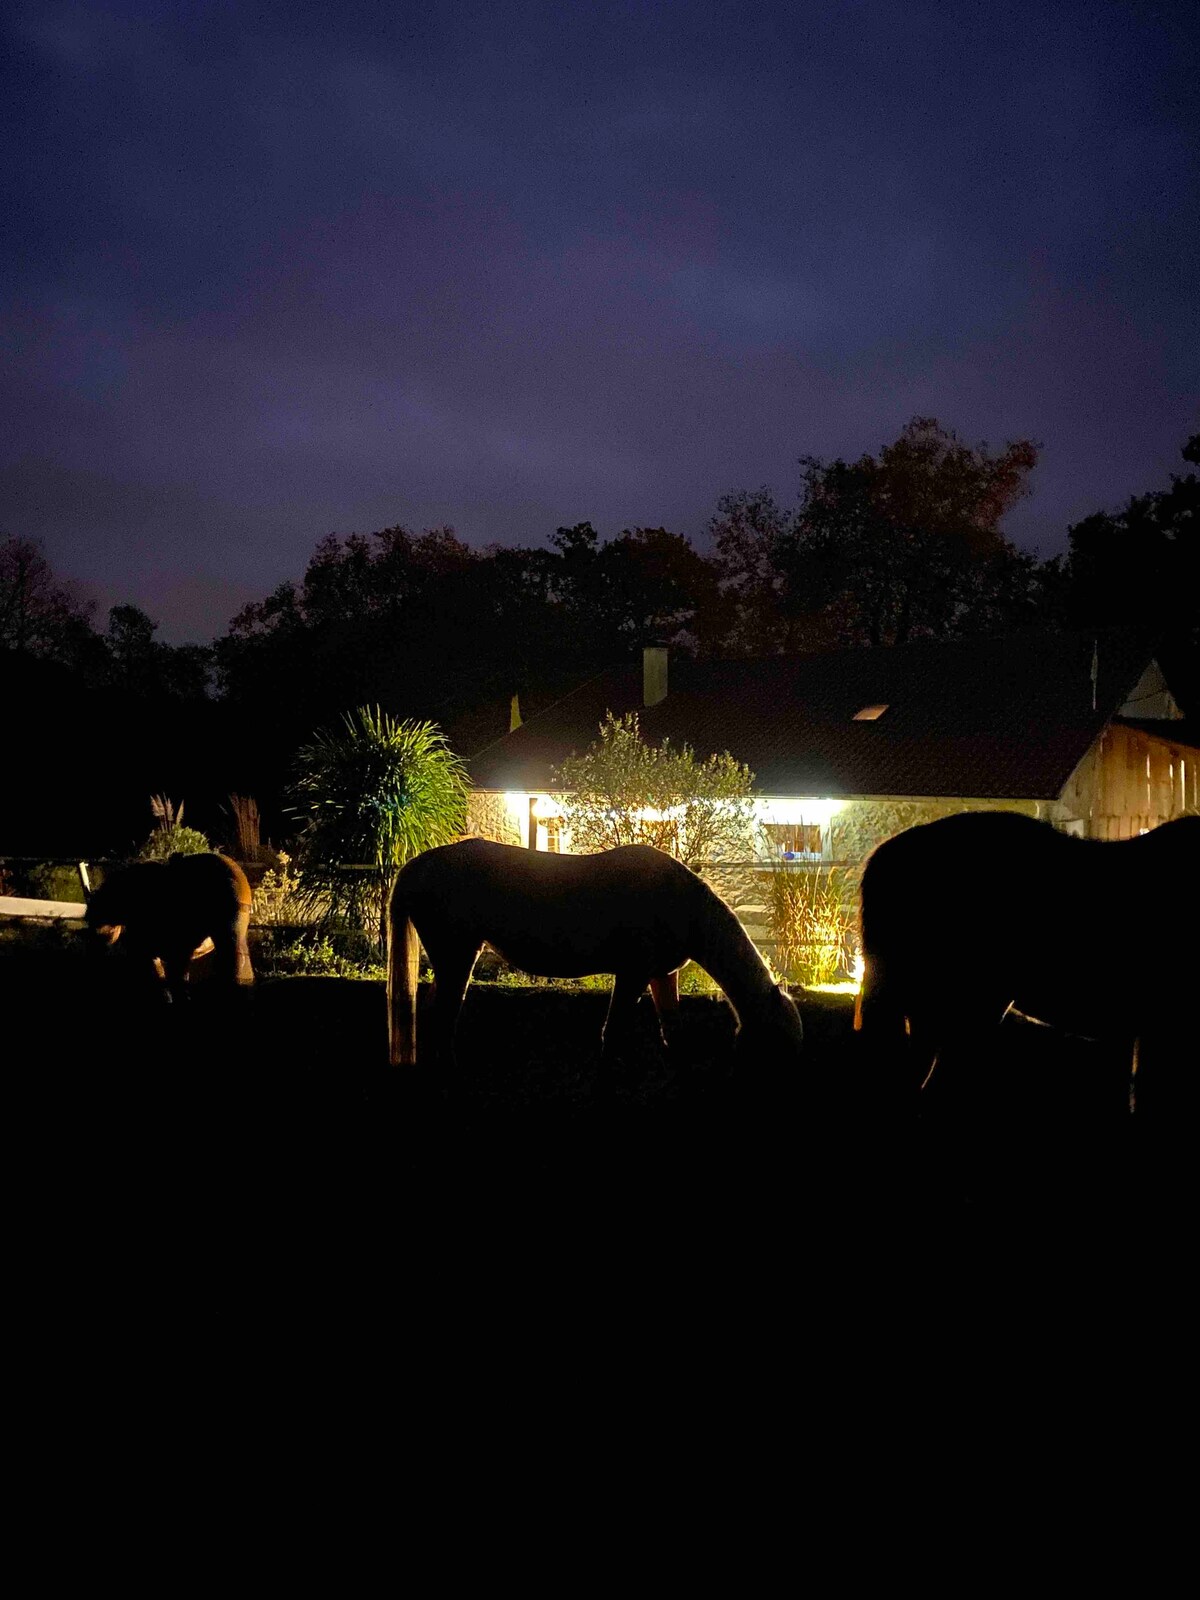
[1058,724,1199,839]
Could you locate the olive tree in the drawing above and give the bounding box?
[553,712,756,868]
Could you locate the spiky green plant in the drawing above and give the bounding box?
[289,708,469,948]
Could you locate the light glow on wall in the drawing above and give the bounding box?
[752,797,844,828]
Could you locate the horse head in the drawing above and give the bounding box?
[733,983,804,1069]
[84,862,163,946]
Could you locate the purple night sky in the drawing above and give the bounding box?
[3,0,1197,642]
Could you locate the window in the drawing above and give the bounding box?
[761,821,823,860]
[853,704,888,721]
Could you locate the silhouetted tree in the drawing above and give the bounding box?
[596,527,727,655]
[213,518,726,799]
[711,418,1041,650]
[535,521,725,663]
[1042,434,1199,711]
[708,487,813,654]
[0,534,97,663]
[100,604,212,701]
[1050,435,1198,641]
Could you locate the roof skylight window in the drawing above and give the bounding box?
[853,704,889,721]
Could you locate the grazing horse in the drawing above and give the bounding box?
[854,812,1199,1112]
[387,838,803,1071]
[85,852,254,1002]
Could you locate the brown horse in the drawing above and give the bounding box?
[854,812,1199,1112]
[85,851,254,1002]
[387,839,803,1071]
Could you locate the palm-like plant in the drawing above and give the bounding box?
[290,708,469,948]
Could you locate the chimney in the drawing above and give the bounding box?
[643,645,668,707]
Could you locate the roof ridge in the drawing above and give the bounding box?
[467,664,625,759]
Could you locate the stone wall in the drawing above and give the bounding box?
[466,791,524,847]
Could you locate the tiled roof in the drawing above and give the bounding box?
[468,629,1177,800]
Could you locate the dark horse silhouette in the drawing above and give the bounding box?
[387,838,803,1070]
[85,851,254,1002]
[855,812,1199,1112]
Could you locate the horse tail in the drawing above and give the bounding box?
[387,883,421,1067]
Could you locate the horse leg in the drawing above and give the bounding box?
[209,910,254,990]
[159,948,192,1005]
[232,905,253,985]
[649,972,681,1054]
[600,971,649,1076]
[914,992,1016,1139]
[1131,1023,1194,1124]
[428,945,480,1069]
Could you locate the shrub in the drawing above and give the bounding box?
[251,851,308,927]
[23,861,88,902]
[139,826,212,861]
[257,930,385,981]
[139,795,211,860]
[766,862,855,987]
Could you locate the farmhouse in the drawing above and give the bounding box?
[465,629,1198,971]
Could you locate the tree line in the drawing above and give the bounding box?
[3,418,1196,850]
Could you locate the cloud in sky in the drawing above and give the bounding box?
[2,0,1197,640]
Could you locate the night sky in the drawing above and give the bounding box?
[3,0,1197,643]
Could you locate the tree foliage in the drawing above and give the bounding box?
[0,534,96,663]
[545,522,725,656]
[1050,434,1198,646]
[553,712,756,868]
[104,604,213,700]
[212,519,730,793]
[289,707,469,946]
[708,487,810,654]
[710,417,1041,650]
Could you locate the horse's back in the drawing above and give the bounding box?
[860,812,1054,953]
[859,809,1197,1036]
[391,838,701,975]
[169,851,252,910]
[398,837,690,899]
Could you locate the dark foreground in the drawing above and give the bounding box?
[10,939,1184,1556]
[13,936,1195,1494]
[10,937,1177,1270]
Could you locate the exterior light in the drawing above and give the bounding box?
[752,798,843,827]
